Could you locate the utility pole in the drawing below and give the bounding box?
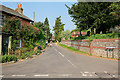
[33,11,35,25]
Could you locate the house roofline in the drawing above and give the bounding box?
[0,5,33,22]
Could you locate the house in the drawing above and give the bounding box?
[0,4,33,55]
[51,36,55,40]
[71,31,87,38]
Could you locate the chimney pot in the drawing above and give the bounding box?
[20,4,22,8]
[17,4,19,8]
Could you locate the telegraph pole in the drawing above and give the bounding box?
[33,11,35,25]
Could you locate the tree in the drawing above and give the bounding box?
[35,18,52,41]
[43,18,51,41]
[53,16,64,42]
[66,2,120,34]
[60,30,71,40]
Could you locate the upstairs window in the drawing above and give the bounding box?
[0,15,4,27]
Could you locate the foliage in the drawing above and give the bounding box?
[21,52,33,59]
[35,49,41,55]
[1,55,18,63]
[86,33,120,41]
[60,30,71,40]
[72,33,120,41]
[35,18,52,42]
[44,18,51,41]
[53,16,64,42]
[66,2,120,34]
[2,17,46,53]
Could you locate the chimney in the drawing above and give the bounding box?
[15,4,23,14]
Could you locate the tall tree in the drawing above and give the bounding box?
[53,16,64,42]
[66,2,120,34]
[43,18,51,41]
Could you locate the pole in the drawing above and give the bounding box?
[33,11,35,25]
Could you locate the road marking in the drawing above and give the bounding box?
[34,74,49,77]
[104,71,108,73]
[0,75,4,77]
[65,57,77,68]
[12,75,26,77]
[59,52,64,57]
[89,74,93,76]
[54,47,77,68]
[81,72,87,76]
[59,74,72,76]
[84,72,89,73]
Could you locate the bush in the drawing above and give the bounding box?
[21,53,25,59]
[35,49,41,55]
[21,51,33,59]
[1,55,18,63]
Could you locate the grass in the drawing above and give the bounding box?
[58,43,89,55]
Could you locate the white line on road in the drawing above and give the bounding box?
[53,47,77,68]
[104,71,108,74]
[34,74,49,77]
[65,57,77,68]
[12,75,26,77]
[58,74,72,76]
[84,72,89,73]
[80,72,87,76]
[0,75,4,77]
[59,52,64,57]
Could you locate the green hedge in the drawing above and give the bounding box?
[0,55,18,63]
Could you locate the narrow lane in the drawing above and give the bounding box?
[1,43,118,78]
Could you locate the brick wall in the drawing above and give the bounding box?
[91,39,120,59]
[61,39,120,59]
[61,40,90,53]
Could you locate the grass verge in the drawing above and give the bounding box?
[58,43,89,55]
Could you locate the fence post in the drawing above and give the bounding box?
[78,40,79,50]
[90,41,93,55]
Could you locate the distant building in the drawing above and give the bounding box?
[51,36,55,40]
[0,4,33,55]
[71,31,87,38]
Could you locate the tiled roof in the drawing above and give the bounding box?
[0,5,33,22]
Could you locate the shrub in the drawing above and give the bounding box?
[21,53,25,59]
[21,52,33,59]
[35,49,41,55]
[1,55,18,63]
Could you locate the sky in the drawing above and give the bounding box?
[2,2,77,33]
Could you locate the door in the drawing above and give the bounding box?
[2,35,9,55]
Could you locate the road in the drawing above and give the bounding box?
[1,43,118,78]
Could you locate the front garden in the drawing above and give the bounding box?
[1,17,46,63]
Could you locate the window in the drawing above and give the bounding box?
[20,21,22,29]
[0,15,4,27]
[16,38,21,48]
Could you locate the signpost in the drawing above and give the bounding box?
[106,47,116,58]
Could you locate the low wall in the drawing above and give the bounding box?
[61,39,120,59]
[61,40,90,53]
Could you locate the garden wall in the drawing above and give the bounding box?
[61,39,120,59]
